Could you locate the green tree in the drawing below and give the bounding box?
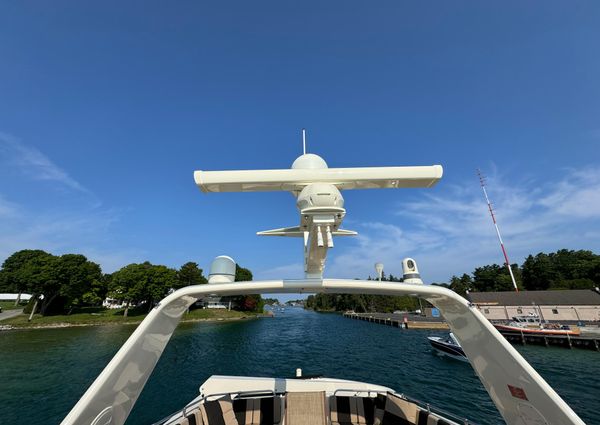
[146,264,178,310]
[522,254,558,290]
[176,262,207,289]
[109,262,178,316]
[55,254,103,314]
[232,264,263,312]
[235,264,253,282]
[449,274,472,296]
[0,250,54,305]
[472,264,521,292]
[109,263,144,317]
[1,250,107,315]
[83,273,111,306]
[304,276,419,313]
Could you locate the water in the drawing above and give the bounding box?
[1,308,598,424]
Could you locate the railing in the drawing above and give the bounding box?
[396,392,476,425]
[153,389,280,425]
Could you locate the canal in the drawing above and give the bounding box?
[1,308,598,424]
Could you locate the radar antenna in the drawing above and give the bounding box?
[195,138,443,278]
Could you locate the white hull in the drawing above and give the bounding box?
[427,337,469,363]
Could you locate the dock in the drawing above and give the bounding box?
[343,312,449,330]
[343,312,600,351]
[496,329,600,351]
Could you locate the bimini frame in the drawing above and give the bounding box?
[62,280,584,425]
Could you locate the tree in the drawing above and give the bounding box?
[235,264,253,282]
[0,250,54,305]
[522,254,559,290]
[83,273,111,306]
[176,262,207,289]
[109,262,178,317]
[0,250,105,316]
[232,264,264,312]
[145,264,178,311]
[109,263,144,318]
[521,250,599,290]
[472,264,521,292]
[449,274,471,297]
[304,274,419,313]
[54,254,102,314]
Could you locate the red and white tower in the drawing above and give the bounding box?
[477,169,519,292]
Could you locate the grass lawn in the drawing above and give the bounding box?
[2,306,259,328]
[0,301,27,311]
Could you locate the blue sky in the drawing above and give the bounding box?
[1,2,599,296]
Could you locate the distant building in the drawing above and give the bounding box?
[199,295,230,309]
[469,288,600,323]
[103,297,128,309]
[0,293,32,302]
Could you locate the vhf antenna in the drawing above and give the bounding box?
[477,169,519,292]
[302,128,307,155]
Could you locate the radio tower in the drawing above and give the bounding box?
[477,169,519,292]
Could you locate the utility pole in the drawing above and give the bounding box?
[477,169,519,292]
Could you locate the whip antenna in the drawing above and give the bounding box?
[302,128,306,155]
[477,169,519,292]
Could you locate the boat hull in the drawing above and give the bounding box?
[494,324,580,336]
[427,337,469,362]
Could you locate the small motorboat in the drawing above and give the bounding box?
[494,314,580,336]
[427,333,469,362]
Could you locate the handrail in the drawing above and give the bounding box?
[332,388,381,398]
[392,392,476,425]
[156,389,281,425]
[184,390,279,416]
[329,389,474,425]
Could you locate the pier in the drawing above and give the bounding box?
[496,329,600,351]
[344,312,600,351]
[343,312,449,330]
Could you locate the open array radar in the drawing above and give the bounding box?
[62,135,585,425]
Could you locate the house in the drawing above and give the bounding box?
[0,293,32,302]
[199,295,230,309]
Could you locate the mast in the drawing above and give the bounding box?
[477,169,519,292]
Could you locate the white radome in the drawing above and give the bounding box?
[291,153,328,170]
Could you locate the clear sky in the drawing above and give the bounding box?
[1,2,599,299]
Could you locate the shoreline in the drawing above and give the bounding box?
[0,312,263,331]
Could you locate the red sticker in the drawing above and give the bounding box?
[508,385,528,401]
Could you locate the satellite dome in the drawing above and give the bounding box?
[208,255,236,283]
[291,153,328,170]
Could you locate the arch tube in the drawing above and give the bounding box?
[62,280,584,425]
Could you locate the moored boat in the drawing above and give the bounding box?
[494,315,580,336]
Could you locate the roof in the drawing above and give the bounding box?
[469,289,600,306]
